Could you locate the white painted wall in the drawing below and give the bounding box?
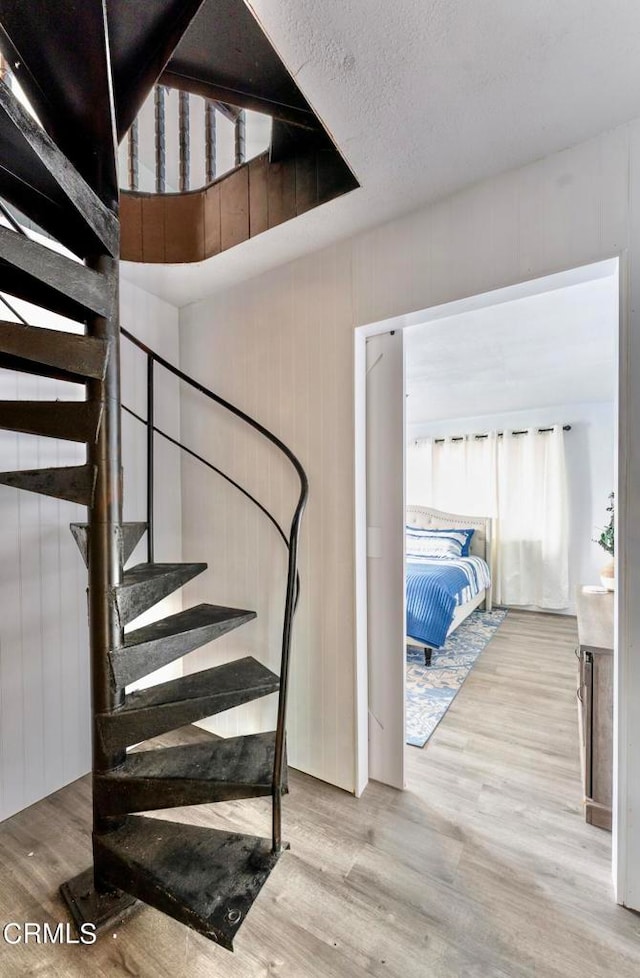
[0,278,182,821]
[179,116,640,909]
[408,401,615,613]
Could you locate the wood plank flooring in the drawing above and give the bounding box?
[1,610,639,976]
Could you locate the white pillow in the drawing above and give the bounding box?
[406,526,464,559]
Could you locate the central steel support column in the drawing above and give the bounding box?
[86,253,124,833]
[60,251,139,931]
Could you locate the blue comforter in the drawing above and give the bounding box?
[406,555,491,648]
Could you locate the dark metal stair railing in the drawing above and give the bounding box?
[119,326,308,853]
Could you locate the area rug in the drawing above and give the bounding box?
[406,609,508,747]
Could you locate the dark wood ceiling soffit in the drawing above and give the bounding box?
[0,0,209,204]
[144,0,358,187]
[105,0,208,140]
[161,0,318,132]
[0,0,320,144]
[0,0,118,206]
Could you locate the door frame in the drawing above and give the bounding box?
[354,320,406,794]
[354,254,631,906]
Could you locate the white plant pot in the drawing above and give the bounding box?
[600,559,615,591]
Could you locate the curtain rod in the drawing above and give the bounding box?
[432,425,571,444]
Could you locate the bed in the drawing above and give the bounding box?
[406,505,493,662]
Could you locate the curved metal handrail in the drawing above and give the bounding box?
[120,327,308,852]
[121,403,291,551]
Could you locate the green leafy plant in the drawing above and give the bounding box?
[595,492,615,556]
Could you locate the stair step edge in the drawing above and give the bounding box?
[93,816,287,949]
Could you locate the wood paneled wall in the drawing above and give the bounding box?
[178,117,640,916]
[0,305,89,820]
[120,149,356,264]
[0,278,182,821]
[179,246,360,794]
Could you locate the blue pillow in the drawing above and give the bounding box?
[457,528,475,556]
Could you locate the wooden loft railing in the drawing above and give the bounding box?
[125,84,254,195]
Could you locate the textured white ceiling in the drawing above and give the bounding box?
[123,0,640,307]
[405,274,617,426]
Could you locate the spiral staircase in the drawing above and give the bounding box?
[0,0,319,951]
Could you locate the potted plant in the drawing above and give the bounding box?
[595,492,615,590]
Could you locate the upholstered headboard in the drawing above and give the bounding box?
[406,505,493,571]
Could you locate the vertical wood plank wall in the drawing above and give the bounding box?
[120,148,354,264]
[180,249,356,790]
[178,117,640,885]
[0,301,89,821]
[0,278,182,821]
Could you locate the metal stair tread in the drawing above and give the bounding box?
[70,521,147,568]
[0,226,114,321]
[0,320,109,382]
[120,562,207,588]
[124,604,256,650]
[122,657,278,714]
[0,463,96,506]
[0,81,119,258]
[0,399,103,442]
[115,731,275,783]
[97,657,279,752]
[94,815,286,949]
[115,561,208,626]
[94,731,281,816]
[110,602,257,687]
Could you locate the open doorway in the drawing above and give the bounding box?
[403,269,617,753]
[355,256,623,893]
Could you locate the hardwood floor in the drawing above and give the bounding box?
[1,610,639,977]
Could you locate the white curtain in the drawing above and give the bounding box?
[496,427,568,607]
[406,438,432,505]
[407,426,569,609]
[430,433,498,519]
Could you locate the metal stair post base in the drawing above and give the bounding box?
[60,867,140,937]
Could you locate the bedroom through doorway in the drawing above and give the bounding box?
[358,257,621,816]
[403,268,618,751]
